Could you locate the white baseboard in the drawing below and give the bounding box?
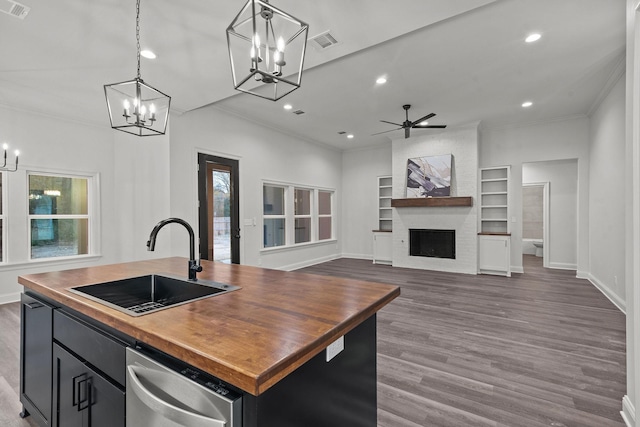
[548,262,578,270]
[576,270,589,279]
[622,395,635,427]
[587,273,626,313]
[282,254,341,271]
[340,253,372,261]
[511,266,524,274]
[0,292,21,305]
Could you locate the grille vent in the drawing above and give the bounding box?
[337,131,347,135]
[292,110,305,115]
[0,0,30,19]
[310,31,338,50]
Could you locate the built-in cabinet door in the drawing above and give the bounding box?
[20,293,53,426]
[478,235,511,277]
[53,344,125,427]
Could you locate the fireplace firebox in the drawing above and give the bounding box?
[409,229,456,259]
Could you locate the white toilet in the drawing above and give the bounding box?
[533,241,543,257]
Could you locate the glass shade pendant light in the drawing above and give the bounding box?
[104,0,170,136]
[226,0,309,101]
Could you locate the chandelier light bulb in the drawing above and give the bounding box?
[2,143,7,150]
[14,150,19,157]
[277,37,285,52]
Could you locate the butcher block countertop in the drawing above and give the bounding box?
[18,257,400,395]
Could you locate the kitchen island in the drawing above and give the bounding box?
[18,257,400,426]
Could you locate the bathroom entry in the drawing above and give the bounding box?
[522,182,549,268]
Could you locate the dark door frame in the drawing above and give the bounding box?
[197,153,240,264]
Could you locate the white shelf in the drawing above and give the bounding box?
[478,166,511,277]
[377,176,393,231]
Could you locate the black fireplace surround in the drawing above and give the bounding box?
[409,229,456,259]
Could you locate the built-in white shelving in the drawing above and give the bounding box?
[373,176,393,265]
[478,166,511,277]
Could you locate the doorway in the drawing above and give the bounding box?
[522,182,549,269]
[197,153,240,264]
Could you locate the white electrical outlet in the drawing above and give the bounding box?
[326,336,344,362]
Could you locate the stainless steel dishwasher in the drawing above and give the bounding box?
[126,346,242,427]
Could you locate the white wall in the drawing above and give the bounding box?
[341,144,392,259]
[392,124,479,274]
[523,159,578,270]
[0,106,118,303]
[589,74,626,310]
[168,107,343,271]
[624,1,640,425]
[480,117,590,274]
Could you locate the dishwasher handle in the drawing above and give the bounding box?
[128,366,226,427]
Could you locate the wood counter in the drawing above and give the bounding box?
[18,257,399,396]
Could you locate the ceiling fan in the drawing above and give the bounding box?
[373,104,447,139]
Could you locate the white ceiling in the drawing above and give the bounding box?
[0,0,626,150]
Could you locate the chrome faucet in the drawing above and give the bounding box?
[146,218,203,281]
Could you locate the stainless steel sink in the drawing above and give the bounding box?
[69,274,240,316]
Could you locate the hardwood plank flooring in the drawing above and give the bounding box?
[299,255,626,427]
[0,256,625,426]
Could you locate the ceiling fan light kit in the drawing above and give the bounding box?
[226,0,309,101]
[374,104,447,139]
[104,0,171,137]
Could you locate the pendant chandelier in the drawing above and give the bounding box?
[104,0,171,136]
[226,0,309,101]
[0,143,19,172]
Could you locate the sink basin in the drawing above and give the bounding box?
[69,274,240,316]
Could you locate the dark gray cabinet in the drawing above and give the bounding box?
[52,343,124,427]
[21,292,127,427]
[20,292,54,426]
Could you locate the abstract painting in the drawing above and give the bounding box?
[406,154,452,198]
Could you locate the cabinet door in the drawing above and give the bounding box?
[20,293,53,426]
[478,235,511,276]
[53,344,86,427]
[53,344,125,427]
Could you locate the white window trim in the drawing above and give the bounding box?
[26,169,101,262]
[262,180,336,251]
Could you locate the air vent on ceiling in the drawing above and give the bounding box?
[292,110,305,115]
[0,0,30,19]
[310,31,339,50]
[337,131,347,135]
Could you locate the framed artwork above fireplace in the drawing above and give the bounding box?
[406,154,452,198]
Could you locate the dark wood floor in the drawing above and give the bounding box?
[0,256,625,426]
[299,255,626,427]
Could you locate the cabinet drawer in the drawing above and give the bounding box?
[53,311,127,386]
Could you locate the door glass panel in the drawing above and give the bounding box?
[213,169,231,263]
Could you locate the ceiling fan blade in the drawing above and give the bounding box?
[410,113,436,126]
[380,120,403,127]
[415,125,447,129]
[372,128,403,136]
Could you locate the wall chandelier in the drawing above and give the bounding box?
[226,0,309,101]
[104,0,171,136]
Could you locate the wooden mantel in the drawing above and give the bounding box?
[391,196,473,208]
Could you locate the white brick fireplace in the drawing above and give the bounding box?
[391,124,479,274]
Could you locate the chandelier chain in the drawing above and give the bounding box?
[136,0,141,79]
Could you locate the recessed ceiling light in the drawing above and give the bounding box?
[347,134,354,139]
[283,104,293,110]
[525,33,541,43]
[522,101,533,108]
[140,50,157,59]
[376,76,387,85]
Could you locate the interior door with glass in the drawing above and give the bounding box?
[197,154,240,264]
